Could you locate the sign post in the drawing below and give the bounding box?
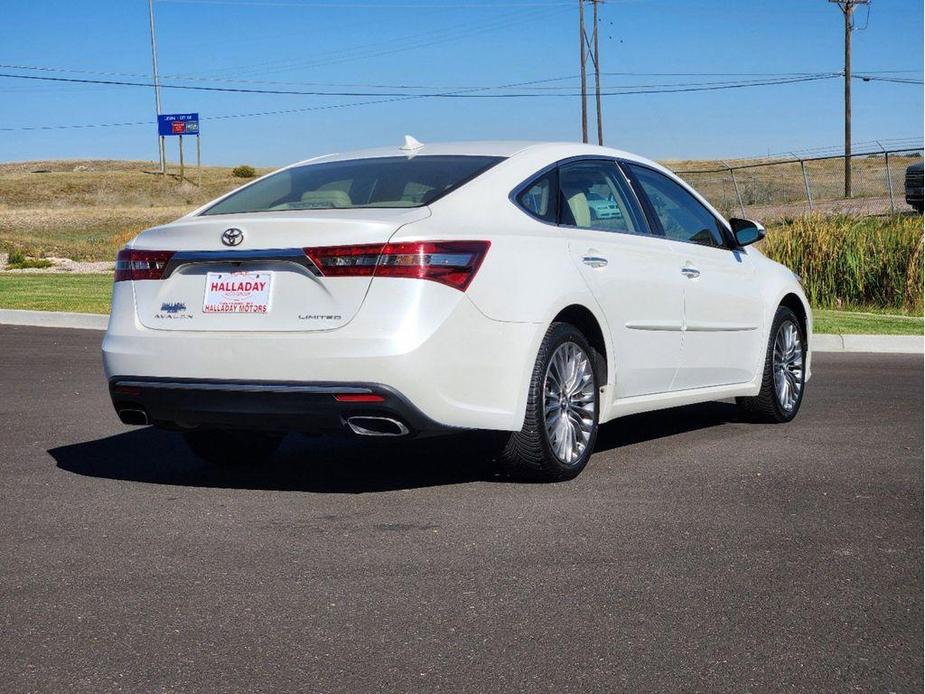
[157,113,200,184]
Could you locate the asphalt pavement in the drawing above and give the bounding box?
[0,325,921,693]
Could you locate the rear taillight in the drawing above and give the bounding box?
[304,243,382,278]
[114,249,174,282]
[304,241,490,291]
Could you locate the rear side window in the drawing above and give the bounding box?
[202,155,504,215]
[624,164,726,248]
[515,168,558,224]
[558,160,644,234]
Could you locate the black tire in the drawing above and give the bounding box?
[500,322,600,482]
[736,306,806,423]
[182,429,284,467]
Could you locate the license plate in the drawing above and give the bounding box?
[203,271,271,314]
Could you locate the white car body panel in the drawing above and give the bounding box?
[670,239,765,390]
[130,208,430,332]
[565,227,684,398]
[103,140,811,435]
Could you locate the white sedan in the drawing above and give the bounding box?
[103,139,811,481]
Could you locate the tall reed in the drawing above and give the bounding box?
[761,214,923,313]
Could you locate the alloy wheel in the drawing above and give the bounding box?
[772,320,804,412]
[542,342,596,465]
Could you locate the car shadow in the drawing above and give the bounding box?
[49,401,739,493]
[594,400,739,452]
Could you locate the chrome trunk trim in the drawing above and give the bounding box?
[162,248,320,278]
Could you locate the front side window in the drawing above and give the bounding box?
[558,160,643,234]
[202,155,504,215]
[624,164,726,248]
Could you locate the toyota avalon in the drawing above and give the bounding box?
[103,139,811,481]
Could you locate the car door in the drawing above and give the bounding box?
[553,159,686,398]
[622,162,764,390]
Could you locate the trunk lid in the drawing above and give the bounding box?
[131,208,429,332]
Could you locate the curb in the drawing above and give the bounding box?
[0,309,108,331]
[811,333,923,354]
[0,310,921,354]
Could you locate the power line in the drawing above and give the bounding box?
[0,74,846,132]
[602,74,840,95]
[0,71,842,99]
[4,63,920,90]
[854,74,923,84]
[602,69,921,76]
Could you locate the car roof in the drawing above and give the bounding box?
[290,140,657,168]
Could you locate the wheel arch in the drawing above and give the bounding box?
[509,297,614,432]
[778,292,811,342]
[552,304,609,385]
[773,289,813,383]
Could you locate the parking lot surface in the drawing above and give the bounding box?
[0,325,921,693]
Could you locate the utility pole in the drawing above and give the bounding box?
[579,0,588,143]
[578,0,604,145]
[829,0,870,198]
[592,0,603,145]
[148,0,166,174]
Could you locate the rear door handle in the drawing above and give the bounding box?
[582,256,608,268]
[681,266,700,278]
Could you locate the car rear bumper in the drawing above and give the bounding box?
[102,278,545,432]
[108,377,457,437]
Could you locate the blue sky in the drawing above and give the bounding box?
[1,0,921,165]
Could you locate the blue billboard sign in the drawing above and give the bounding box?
[158,113,200,136]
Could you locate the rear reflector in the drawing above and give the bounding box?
[304,241,490,291]
[114,249,175,282]
[334,393,386,403]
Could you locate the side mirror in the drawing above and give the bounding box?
[730,218,766,247]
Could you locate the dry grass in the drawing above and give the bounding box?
[666,155,922,218]
[0,160,271,260]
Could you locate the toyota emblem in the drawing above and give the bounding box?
[221,228,244,247]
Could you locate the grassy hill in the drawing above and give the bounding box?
[0,160,272,261]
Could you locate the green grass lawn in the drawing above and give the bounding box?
[0,274,922,336]
[0,273,112,314]
[814,309,923,336]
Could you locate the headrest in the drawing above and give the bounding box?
[567,191,591,228]
[299,190,352,208]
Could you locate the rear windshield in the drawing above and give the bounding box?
[201,155,504,215]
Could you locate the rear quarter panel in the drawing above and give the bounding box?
[389,158,617,406]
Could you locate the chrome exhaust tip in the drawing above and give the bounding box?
[118,408,149,426]
[346,416,409,437]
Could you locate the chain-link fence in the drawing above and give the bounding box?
[671,147,924,221]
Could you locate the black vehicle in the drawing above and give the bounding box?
[905,162,923,213]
